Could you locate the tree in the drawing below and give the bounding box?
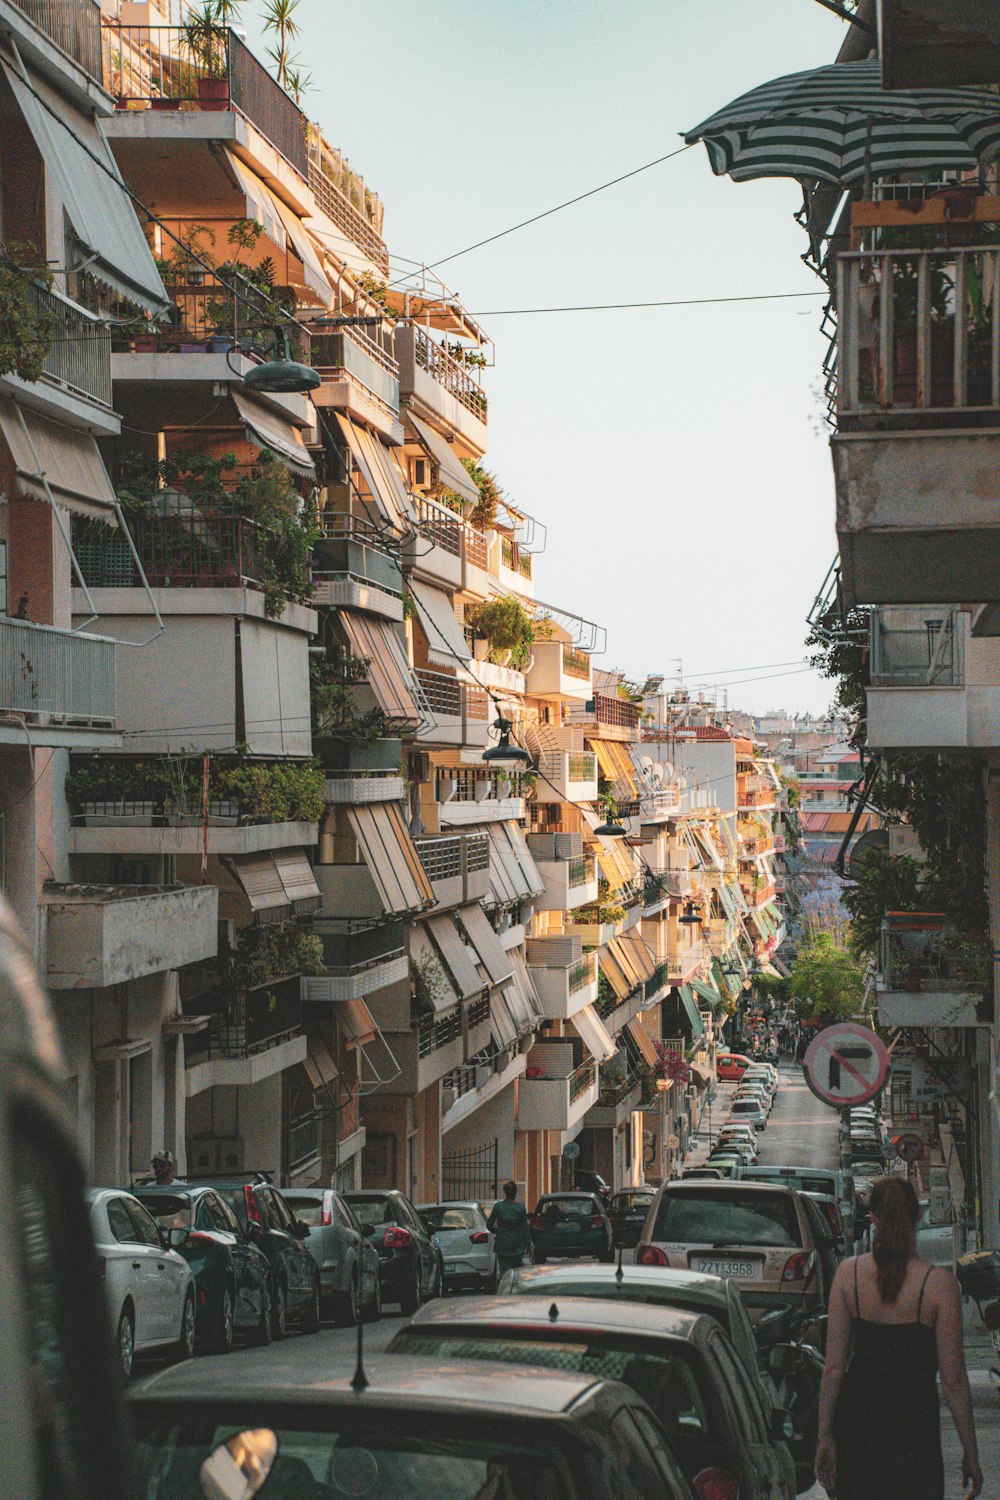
[843,849,925,956]
[790,933,865,1022]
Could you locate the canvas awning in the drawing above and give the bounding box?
[426,912,484,1001]
[458,902,514,988]
[677,986,706,1038]
[624,1016,658,1070]
[346,803,434,915]
[0,400,117,518]
[223,149,287,251]
[480,822,545,906]
[510,949,544,1027]
[490,989,520,1050]
[272,848,321,914]
[303,1031,339,1090]
[409,414,478,505]
[691,978,722,1010]
[226,851,291,923]
[1,61,167,312]
[600,930,656,1001]
[598,945,633,1003]
[231,390,315,477]
[573,1003,617,1065]
[589,738,636,801]
[691,826,724,871]
[339,997,378,1047]
[409,577,472,669]
[267,188,333,305]
[409,924,460,1014]
[689,1060,712,1089]
[334,413,413,532]
[340,611,420,727]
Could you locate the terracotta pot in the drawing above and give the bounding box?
[197,77,230,112]
[150,96,181,111]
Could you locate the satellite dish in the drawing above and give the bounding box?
[639,755,654,770]
[650,764,664,783]
[675,775,688,791]
[660,761,674,780]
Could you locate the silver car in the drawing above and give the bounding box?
[418,1201,497,1292]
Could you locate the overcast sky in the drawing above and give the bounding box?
[246,0,852,717]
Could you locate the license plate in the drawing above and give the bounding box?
[444,1262,457,1273]
[694,1257,757,1277]
[555,1221,581,1233]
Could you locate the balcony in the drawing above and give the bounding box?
[308,325,400,442]
[12,0,102,82]
[877,913,989,1028]
[392,994,492,1095]
[306,134,389,276]
[311,514,403,619]
[0,617,116,746]
[533,855,599,914]
[74,495,268,593]
[525,639,593,702]
[496,534,534,598]
[395,325,487,457]
[866,606,1000,751]
[304,919,408,1002]
[834,245,1000,605]
[517,1055,598,1133]
[407,496,463,588]
[526,938,598,1022]
[537,750,598,804]
[415,669,490,750]
[185,973,307,1092]
[412,832,490,909]
[567,690,641,743]
[7,283,113,429]
[46,881,218,989]
[586,1070,643,1130]
[317,736,405,805]
[437,767,527,827]
[102,23,309,177]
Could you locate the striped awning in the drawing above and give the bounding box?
[685,59,1000,187]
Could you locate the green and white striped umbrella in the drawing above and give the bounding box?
[684,59,1000,186]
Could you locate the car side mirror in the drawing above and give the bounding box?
[769,1407,797,1444]
[167,1227,190,1249]
[200,1429,277,1500]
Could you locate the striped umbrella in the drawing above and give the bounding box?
[684,59,1000,186]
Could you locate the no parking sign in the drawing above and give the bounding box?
[803,1022,888,1109]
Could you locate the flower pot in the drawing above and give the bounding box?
[179,341,208,354]
[150,96,181,110]
[473,639,489,662]
[493,648,512,668]
[133,333,159,353]
[208,335,234,353]
[197,76,230,111]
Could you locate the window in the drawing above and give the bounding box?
[126,1200,163,1248]
[345,1196,394,1229]
[540,1197,597,1219]
[205,1195,237,1234]
[653,1190,801,1248]
[336,1195,362,1234]
[268,1189,296,1232]
[284,1195,325,1228]
[707,1332,766,1445]
[106,1197,137,1243]
[142,1195,192,1232]
[421,1205,477,1231]
[610,1407,680,1499]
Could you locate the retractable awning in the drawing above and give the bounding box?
[691,826,724,871]
[1,62,168,313]
[490,989,520,1049]
[224,150,287,251]
[480,823,545,907]
[588,739,636,801]
[267,189,333,305]
[427,913,484,1001]
[409,577,472,669]
[232,391,315,477]
[689,1060,712,1089]
[409,924,460,1014]
[616,928,657,983]
[303,1032,339,1090]
[598,945,633,1003]
[625,1016,658,1070]
[346,803,434,915]
[272,849,321,914]
[599,929,656,1002]
[459,903,514,988]
[691,978,722,1010]
[227,851,291,923]
[573,1003,617,1064]
[340,611,420,727]
[677,986,706,1038]
[409,414,478,505]
[334,413,413,532]
[0,400,117,518]
[340,998,378,1047]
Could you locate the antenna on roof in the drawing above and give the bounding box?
[616,1245,624,1284]
[548,1301,559,1323]
[351,1318,369,1393]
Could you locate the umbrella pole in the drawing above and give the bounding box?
[863,117,874,201]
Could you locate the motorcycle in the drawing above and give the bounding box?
[956,1251,1000,1382]
[756,1304,826,1495]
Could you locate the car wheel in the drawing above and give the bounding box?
[171,1291,196,1363]
[116,1305,135,1383]
[361,1272,382,1323]
[300,1278,321,1334]
[246,1283,272,1347]
[271,1279,287,1341]
[209,1285,235,1355]
[336,1273,360,1327]
[399,1265,422,1316]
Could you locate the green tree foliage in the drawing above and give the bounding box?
[843,849,924,955]
[790,933,865,1022]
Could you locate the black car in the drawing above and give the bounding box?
[608,1188,657,1249]
[187,1173,321,1339]
[574,1168,612,1202]
[343,1188,443,1313]
[134,1184,271,1353]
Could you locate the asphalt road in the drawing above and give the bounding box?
[756,1062,840,1170]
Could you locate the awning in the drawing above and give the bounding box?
[227,851,291,923]
[691,826,724,871]
[409,577,472,669]
[598,945,633,1004]
[599,930,656,1001]
[1,62,167,313]
[689,1060,712,1089]
[677,986,706,1038]
[490,989,520,1050]
[346,803,434,915]
[223,149,287,251]
[409,414,478,505]
[615,928,657,984]
[480,823,545,906]
[334,413,413,532]
[340,998,377,1047]
[458,903,514,988]
[272,848,321,914]
[0,399,116,518]
[410,924,460,1014]
[427,913,484,1001]
[691,978,722,1010]
[303,1032,339,1090]
[589,738,636,800]
[267,189,333,305]
[340,611,420,726]
[573,1004,617,1065]
[625,1016,658,1070]
[232,390,315,477]
[510,949,544,1028]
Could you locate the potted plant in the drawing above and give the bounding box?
[465,594,535,671]
[133,329,159,353]
[183,1,234,109]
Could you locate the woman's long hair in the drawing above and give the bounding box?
[869,1176,919,1303]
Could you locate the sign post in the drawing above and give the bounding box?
[803,1023,889,1110]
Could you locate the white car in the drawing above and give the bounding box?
[88,1188,196,1380]
[743,1067,777,1097]
[728,1099,768,1131]
[418,1200,498,1292]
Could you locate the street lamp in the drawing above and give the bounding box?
[678,899,702,926]
[243,327,321,394]
[482,715,531,768]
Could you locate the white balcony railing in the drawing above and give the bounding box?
[0,618,115,725]
[869,606,965,687]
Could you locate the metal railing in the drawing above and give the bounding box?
[869,606,965,687]
[645,961,672,1000]
[103,24,309,176]
[464,526,488,570]
[306,142,389,273]
[568,954,596,993]
[313,513,402,597]
[567,752,597,782]
[591,691,641,730]
[415,668,489,723]
[418,1005,462,1057]
[837,245,1000,419]
[413,495,462,556]
[287,1112,320,1171]
[411,325,488,421]
[597,1068,640,1107]
[567,856,595,889]
[310,325,400,414]
[30,283,111,409]
[74,502,265,591]
[189,974,303,1061]
[413,831,489,884]
[500,536,532,581]
[562,645,591,681]
[144,281,300,352]
[14,0,102,79]
[0,618,115,725]
[569,1059,597,1102]
[880,917,989,994]
[437,766,528,803]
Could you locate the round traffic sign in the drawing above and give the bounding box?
[803,1022,888,1108]
[562,1140,581,1161]
[892,1132,924,1163]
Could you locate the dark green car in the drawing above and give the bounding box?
[134,1184,271,1353]
[529,1193,614,1263]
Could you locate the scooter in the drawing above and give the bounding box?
[956,1251,1000,1383]
[756,1304,826,1495]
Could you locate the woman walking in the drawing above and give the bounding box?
[487,1180,532,1278]
[815,1176,982,1500]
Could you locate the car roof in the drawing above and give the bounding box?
[131,1183,211,1198]
[343,1188,405,1199]
[739,1165,838,1177]
[87,1187,138,1205]
[537,1191,597,1201]
[281,1187,326,1199]
[510,1264,732,1307]
[405,1293,705,1342]
[417,1201,481,1211]
[661,1180,799,1198]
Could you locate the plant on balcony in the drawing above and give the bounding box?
[235,453,319,616]
[411,951,448,1020]
[443,341,488,371]
[182,1,234,82]
[0,244,54,382]
[461,459,501,532]
[357,270,398,323]
[229,920,324,990]
[212,760,325,822]
[465,594,534,670]
[261,0,302,89]
[310,659,392,743]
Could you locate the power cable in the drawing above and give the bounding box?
[474,291,826,317]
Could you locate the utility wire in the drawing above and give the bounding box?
[475,291,826,317]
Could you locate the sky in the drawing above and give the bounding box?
[245,0,851,717]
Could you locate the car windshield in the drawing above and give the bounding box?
[390,1330,713,1476]
[283,1196,323,1226]
[135,1194,191,1230]
[131,1417,572,1500]
[730,1103,760,1114]
[422,1206,478,1231]
[654,1190,801,1248]
[610,1194,653,1213]
[538,1199,595,1218]
[345,1197,395,1229]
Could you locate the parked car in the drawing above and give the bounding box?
[731,1164,855,1242]
[128,1355,695,1500]
[134,1183,271,1352]
[529,1191,615,1263]
[282,1187,381,1323]
[635,1181,827,1317]
[608,1188,657,1248]
[390,1296,797,1500]
[417,1200,497,1292]
[744,1064,778,1092]
[849,1130,884,1162]
[702,1157,741,1178]
[716,1052,752,1081]
[87,1189,196,1380]
[802,1191,850,1257]
[726,1099,768,1131]
[189,1173,320,1338]
[343,1187,444,1312]
[574,1167,612,1202]
[713,1138,758,1166]
[734,1085,772,1114]
[683,1167,724,1180]
[717,1122,759,1148]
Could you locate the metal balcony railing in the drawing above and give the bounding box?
[413,495,462,557]
[306,140,389,274]
[500,536,533,581]
[568,954,597,993]
[141,281,303,353]
[869,606,965,687]
[309,325,400,414]
[562,645,591,681]
[287,1111,320,1171]
[14,0,102,79]
[411,326,487,422]
[436,767,528,803]
[0,618,115,726]
[413,831,490,884]
[73,502,265,591]
[30,283,111,409]
[567,856,596,889]
[838,245,1000,420]
[567,753,597,782]
[464,526,488,570]
[188,974,303,1062]
[415,669,489,723]
[591,691,641,730]
[880,916,990,994]
[569,1059,597,1102]
[418,1005,462,1057]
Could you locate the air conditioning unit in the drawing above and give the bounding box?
[188,1137,244,1175]
[410,457,433,492]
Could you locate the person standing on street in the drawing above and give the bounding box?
[151,1149,178,1186]
[488,1180,532,1276]
[815,1176,982,1500]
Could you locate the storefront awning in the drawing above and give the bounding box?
[409,577,472,669]
[572,1004,617,1065]
[272,848,321,915]
[409,414,479,505]
[232,390,315,477]
[625,1016,658,1069]
[426,913,484,1001]
[1,61,168,313]
[0,399,117,518]
[334,413,413,532]
[346,803,434,916]
[340,611,420,727]
[459,902,514,988]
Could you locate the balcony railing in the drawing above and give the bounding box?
[568,955,596,994]
[31,283,111,409]
[131,281,303,354]
[869,606,964,687]
[310,326,400,415]
[880,915,989,994]
[501,536,533,582]
[418,993,490,1058]
[73,501,265,591]
[306,140,389,275]
[14,0,102,80]
[313,513,402,598]
[103,25,309,176]
[287,1111,320,1171]
[415,669,489,724]
[0,618,115,725]
[591,691,641,731]
[187,974,303,1062]
[436,767,529,803]
[645,960,672,1001]
[413,495,461,557]
[838,246,1000,421]
[562,646,591,681]
[567,856,596,889]
[412,326,487,422]
[569,1059,597,1103]
[567,752,597,782]
[413,831,489,884]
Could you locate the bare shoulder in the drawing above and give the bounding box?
[922,1259,960,1301]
